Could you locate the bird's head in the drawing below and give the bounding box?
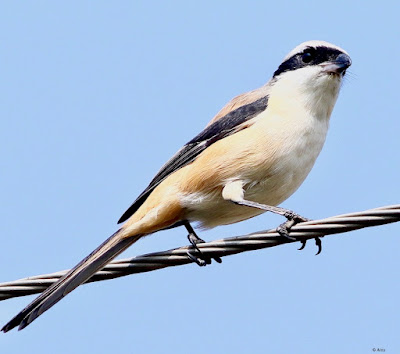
[270,40,352,118]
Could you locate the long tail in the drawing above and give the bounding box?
[2,229,142,332]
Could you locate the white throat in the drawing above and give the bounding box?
[269,66,343,121]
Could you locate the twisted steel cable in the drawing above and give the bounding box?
[0,204,399,301]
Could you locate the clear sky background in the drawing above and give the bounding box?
[1,1,399,353]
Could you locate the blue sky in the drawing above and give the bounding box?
[1,1,399,353]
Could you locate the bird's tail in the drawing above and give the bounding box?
[1,229,142,332]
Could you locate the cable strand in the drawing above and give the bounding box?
[0,204,399,301]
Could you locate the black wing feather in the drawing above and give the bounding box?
[118,95,268,223]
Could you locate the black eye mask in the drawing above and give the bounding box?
[273,46,344,77]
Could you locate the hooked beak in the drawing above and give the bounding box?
[320,53,352,75]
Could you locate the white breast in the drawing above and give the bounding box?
[245,109,329,207]
[182,110,330,229]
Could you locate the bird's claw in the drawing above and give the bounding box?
[314,237,322,255]
[276,213,323,255]
[298,240,307,251]
[297,237,322,255]
[187,233,222,266]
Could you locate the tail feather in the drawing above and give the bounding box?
[2,229,142,332]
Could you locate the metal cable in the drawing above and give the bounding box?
[0,204,399,301]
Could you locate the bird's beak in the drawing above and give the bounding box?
[320,53,352,75]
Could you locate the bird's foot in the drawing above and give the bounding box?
[276,212,322,255]
[276,211,309,240]
[186,233,222,267]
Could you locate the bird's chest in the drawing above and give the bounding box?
[244,113,329,205]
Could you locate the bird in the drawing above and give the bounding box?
[2,40,351,332]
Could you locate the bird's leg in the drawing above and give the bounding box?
[232,199,308,236]
[184,221,222,266]
[232,198,322,254]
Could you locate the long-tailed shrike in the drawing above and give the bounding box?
[2,40,351,332]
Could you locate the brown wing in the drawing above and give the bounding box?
[206,85,270,127]
[118,86,269,224]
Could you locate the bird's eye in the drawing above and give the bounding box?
[301,49,315,63]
